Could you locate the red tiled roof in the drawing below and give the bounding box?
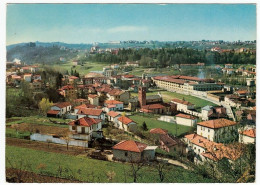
[75,104,97,109]
[69,76,79,79]
[171,98,193,106]
[108,89,124,96]
[77,108,103,116]
[176,113,196,120]
[107,104,116,108]
[141,104,165,110]
[69,117,102,127]
[53,102,71,108]
[112,140,147,153]
[47,110,60,115]
[240,129,256,138]
[150,128,168,135]
[197,118,237,129]
[107,111,120,118]
[123,74,135,78]
[104,100,123,105]
[118,116,135,125]
[60,85,74,90]
[88,94,98,99]
[153,76,186,85]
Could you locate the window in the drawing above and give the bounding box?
[72,126,76,130]
[198,149,200,152]
[201,126,202,131]
[208,129,210,133]
[125,152,128,157]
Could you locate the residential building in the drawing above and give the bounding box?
[116,116,137,132]
[47,102,72,117]
[159,134,186,154]
[112,140,157,162]
[175,113,197,127]
[197,118,238,142]
[104,100,124,112]
[68,117,103,141]
[171,98,194,112]
[107,89,130,105]
[107,111,121,122]
[88,94,99,106]
[239,128,256,144]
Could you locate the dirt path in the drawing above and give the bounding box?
[156,156,189,170]
[6,137,93,156]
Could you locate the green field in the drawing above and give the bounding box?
[129,114,193,136]
[6,145,215,183]
[131,91,217,109]
[6,116,70,128]
[51,61,106,75]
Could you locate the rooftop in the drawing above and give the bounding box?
[112,140,147,153]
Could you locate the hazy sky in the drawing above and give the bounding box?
[6,4,256,45]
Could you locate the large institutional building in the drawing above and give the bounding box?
[152,75,223,92]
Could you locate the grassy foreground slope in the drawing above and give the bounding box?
[6,145,215,183]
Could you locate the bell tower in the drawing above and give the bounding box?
[138,86,146,107]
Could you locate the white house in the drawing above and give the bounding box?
[196,118,238,142]
[107,89,130,105]
[175,113,197,127]
[201,106,214,121]
[116,116,137,132]
[184,133,241,164]
[171,98,194,112]
[239,128,256,144]
[47,102,72,117]
[76,108,105,120]
[104,100,124,112]
[88,94,99,106]
[23,74,32,82]
[69,117,103,141]
[107,111,121,122]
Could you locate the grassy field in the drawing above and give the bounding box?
[51,61,106,75]
[6,145,215,183]
[129,114,193,136]
[6,116,71,128]
[131,91,217,109]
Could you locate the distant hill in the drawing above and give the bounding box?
[6,43,79,64]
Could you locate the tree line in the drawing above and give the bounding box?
[89,48,256,67]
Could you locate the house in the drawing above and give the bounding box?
[58,85,76,98]
[107,111,121,122]
[72,60,79,66]
[68,76,79,84]
[140,103,169,114]
[175,113,197,127]
[197,118,238,142]
[104,100,124,112]
[76,107,105,120]
[171,98,194,112]
[68,117,103,141]
[23,74,32,82]
[125,61,139,67]
[201,106,227,121]
[47,102,72,117]
[116,116,137,132]
[150,128,168,135]
[88,94,99,106]
[112,140,157,162]
[159,134,186,155]
[239,128,256,144]
[225,64,233,69]
[184,133,242,163]
[107,89,130,105]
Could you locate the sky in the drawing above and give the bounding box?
[6,4,256,45]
